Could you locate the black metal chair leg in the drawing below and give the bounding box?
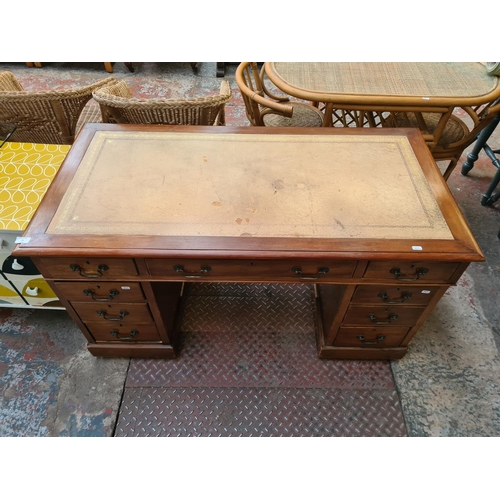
[461,114,500,175]
[480,162,500,205]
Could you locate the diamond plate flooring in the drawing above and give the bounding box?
[115,283,407,436]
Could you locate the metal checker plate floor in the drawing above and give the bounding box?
[116,283,408,437]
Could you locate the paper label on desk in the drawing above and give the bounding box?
[121,286,131,290]
[421,290,431,294]
[15,237,31,244]
[412,246,423,250]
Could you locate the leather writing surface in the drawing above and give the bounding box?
[47,131,453,241]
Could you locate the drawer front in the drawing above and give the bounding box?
[146,258,356,281]
[363,261,459,283]
[55,282,145,303]
[334,327,409,348]
[352,285,440,305]
[39,258,139,280]
[87,324,161,343]
[342,305,425,327]
[72,302,154,324]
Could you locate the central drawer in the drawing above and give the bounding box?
[145,258,357,281]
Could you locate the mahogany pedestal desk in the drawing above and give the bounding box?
[13,124,483,360]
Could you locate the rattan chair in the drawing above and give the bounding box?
[0,71,115,144]
[387,101,500,180]
[235,62,324,127]
[92,80,232,126]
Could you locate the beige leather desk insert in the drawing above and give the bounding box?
[14,124,483,360]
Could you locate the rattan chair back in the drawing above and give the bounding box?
[93,80,232,126]
[0,72,116,144]
[387,100,500,179]
[235,62,293,126]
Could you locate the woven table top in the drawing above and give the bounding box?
[266,62,500,104]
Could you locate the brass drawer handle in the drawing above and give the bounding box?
[357,335,386,345]
[70,264,109,278]
[83,289,119,301]
[97,309,129,321]
[173,265,211,278]
[291,266,329,280]
[368,314,398,324]
[110,329,138,340]
[390,267,428,282]
[377,292,412,304]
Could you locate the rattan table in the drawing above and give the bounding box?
[264,62,500,109]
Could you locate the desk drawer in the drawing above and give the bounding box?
[342,305,425,326]
[351,285,440,305]
[363,261,459,283]
[333,327,409,348]
[88,324,161,343]
[146,258,356,281]
[72,302,154,324]
[38,258,139,279]
[55,282,145,303]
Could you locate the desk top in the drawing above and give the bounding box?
[265,62,500,106]
[0,142,70,231]
[14,124,483,261]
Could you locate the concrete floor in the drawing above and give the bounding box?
[1,62,499,436]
